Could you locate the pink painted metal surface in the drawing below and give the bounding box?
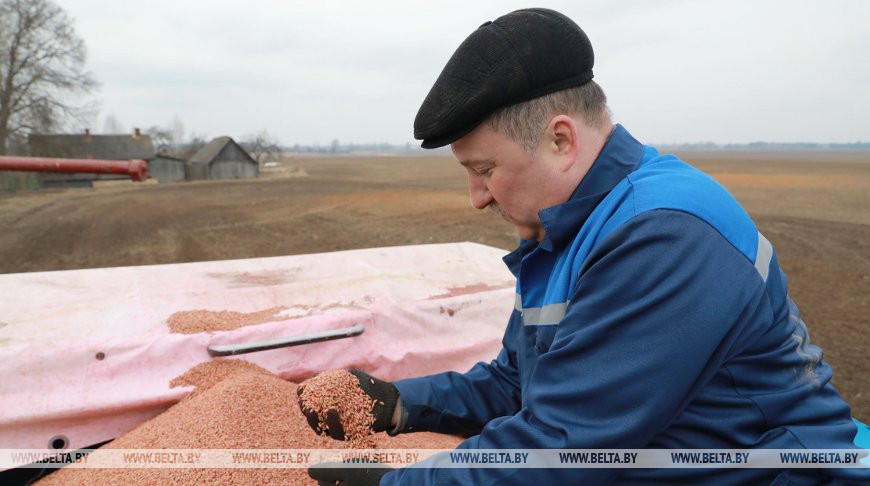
[0,242,515,457]
[0,156,148,181]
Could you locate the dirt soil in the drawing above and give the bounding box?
[1,151,868,422]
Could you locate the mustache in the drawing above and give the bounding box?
[488,201,507,218]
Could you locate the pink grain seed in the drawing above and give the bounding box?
[298,370,377,448]
[36,361,461,485]
[167,306,287,334]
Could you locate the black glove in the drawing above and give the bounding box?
[308,461,392,486]
[298,369,400,440]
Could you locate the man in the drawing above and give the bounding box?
[300,8,869,485]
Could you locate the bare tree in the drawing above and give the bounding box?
[169,115,185,146]
[145,125,173,154]
[176,133,209,160]
[0,0,97,154]
[143,116,188,156]
[241,130,282,165]
[102,113,125,134]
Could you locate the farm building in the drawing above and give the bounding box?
[28,129,156,188]
[148,154,187,183]
[186,137,258,181]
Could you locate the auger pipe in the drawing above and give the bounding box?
[0,156,148,182]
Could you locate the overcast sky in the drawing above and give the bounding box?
[58,0,870,146]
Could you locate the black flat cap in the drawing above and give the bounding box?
[414,8,594,149]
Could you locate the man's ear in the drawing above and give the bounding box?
[545,115,580,172]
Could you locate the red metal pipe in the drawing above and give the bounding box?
[0,156,148,182]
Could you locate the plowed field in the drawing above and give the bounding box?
[1,151,867,420]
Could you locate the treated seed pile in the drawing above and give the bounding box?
[38,360,462,485]
[169,359,273,396]
[167,306,287,334]
[297,370,377,448]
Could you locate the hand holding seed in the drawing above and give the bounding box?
[297,369,400,445]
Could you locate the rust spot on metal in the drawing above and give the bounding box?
[439,306,457,316]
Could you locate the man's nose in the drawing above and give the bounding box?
[467,174,494,210]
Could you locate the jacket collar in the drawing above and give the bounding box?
[503,124,645,275]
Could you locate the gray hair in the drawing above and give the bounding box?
[486,81,610,152]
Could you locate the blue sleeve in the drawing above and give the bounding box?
[392,315,524,436]
[381,210,766,485]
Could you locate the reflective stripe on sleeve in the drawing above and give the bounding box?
[515,294,567,326]
[755,232,773,282]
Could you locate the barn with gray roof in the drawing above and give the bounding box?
[28,130,158,187]
[186,136,258,181]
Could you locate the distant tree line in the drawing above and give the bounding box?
[287,141,433,154]
[657,141,870,151]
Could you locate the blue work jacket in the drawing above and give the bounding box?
[384,125,869,485]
